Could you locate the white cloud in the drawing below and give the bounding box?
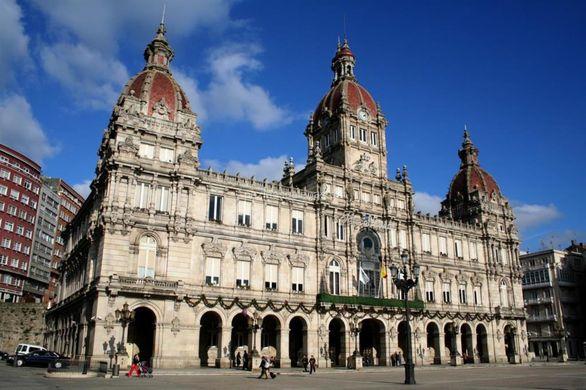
[0,0,30,87]
[513,203,561,231]
[535,230,586,251]
[203,155,294,181]
[0,95,58,163]
[414,192,443,215]
[72,179,92,198]
[40,43,129,110]
[205,44,292,130]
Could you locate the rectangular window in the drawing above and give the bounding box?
[159,147,175,163]
[323,215,330,237]
[1,238,11,248]
[422,233,431,253]
[336,221,345,241]
[396,199,405,209]
[473,286,482,305]
[23,246,30,255]
[208,195,223,222]
[292,210,303,234]
[10,189,19,200]
[442,282,451,303]
[373,194,381,204]
[4,222,14,232]
[334,186,344,198]
[398,230,407,249]
[425,280,435,302]
[0,255,7,265]
[13,175,22,185]
[205,257,220,285]
[236,261,250,287]
[459,284,467,304]
[156,186,170,212]
[0,202,4,211]
[13,242,21,252]
[136,183,150,209]
[237,200,252,227]
[0,169,10,179]
[370,131,378,146]
[0,185,7,196]
[292,266,304,292]
[359,128,367,142]
[16,226,24,235]
[350,125,356,140]
[455,239,463,259]
[24,181,31,190]
[265,263,278,290]
[11,259,18,268]
[138,143,155,159]
[265,205,278,230]
[361,192,371,203]
[439,236,448,256]
[324,133,331,147]
[470,241,478,260]
[20,194,29,205]
[8,205,17,215]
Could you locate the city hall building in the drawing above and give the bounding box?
[45,23,528,369]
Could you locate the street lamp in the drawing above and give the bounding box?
[115,302,135,355]
[390,250,420,385]
[246,311,260,369]
[350,318,361,357]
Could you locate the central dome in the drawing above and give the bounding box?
[313,39,378,123]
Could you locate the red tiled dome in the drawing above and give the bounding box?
[313,79,377,122]
[123,68,191,122]
[448,165,500,199]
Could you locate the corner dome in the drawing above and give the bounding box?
[116,22,192,122]
[447,131,501,200]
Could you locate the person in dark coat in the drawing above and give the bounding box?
[242,350,249,370]
[309,355,317,375]
[236,352,241,368]
[391,352,396,367]
[302,355,308,372]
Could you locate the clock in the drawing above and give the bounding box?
[358,109,369,121]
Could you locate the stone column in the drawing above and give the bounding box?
[219,326,232,368]
[279,327,290,368]
[379,328,389,366]
[193,325,201,367]
[452,329,463,366]
[471,331,479,364]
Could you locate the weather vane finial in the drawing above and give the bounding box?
[161,3,167,25]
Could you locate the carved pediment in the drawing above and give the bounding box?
[439,270,453,282]
[261,245,283,265]
[288,249,309,268]
[178,149,199,165]
[118,135,139,154]
[233,243,257,262]
[202,238,226,259]
[353,153,377,176]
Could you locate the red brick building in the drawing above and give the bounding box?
[43,178,84,304]
[0,144,42,303]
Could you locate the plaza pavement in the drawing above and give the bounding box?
[0,362,584,389]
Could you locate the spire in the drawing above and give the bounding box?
[331,37,356,84]
[458,127,479,167]
[144,17,174,71]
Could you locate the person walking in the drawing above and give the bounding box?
[391,352,396,367]
[126,353,140,377]
[258,356,269,379]
[242,350,249,370]
[309,355,316,375]
[236,352,241,368]
[302,355,308,372]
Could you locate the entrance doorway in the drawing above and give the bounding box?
[199,311,222,367]
[504,325,516,363]
[360,319,384,366]
[289,317,307,367]
[476,324,489,363]
[127,307,156,364]
[461,324,473,363]
[328,318,346,366]
[426,322,441,364]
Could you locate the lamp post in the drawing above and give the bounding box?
[390,250,420,385]
[115,302,135,355]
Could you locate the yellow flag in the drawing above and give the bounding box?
[380,265,388,279]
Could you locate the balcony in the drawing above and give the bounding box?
[526,314,557,322]
[316,293,424,309]
[108,274,183,298]
[524,297,554,305]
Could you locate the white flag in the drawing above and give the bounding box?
[359,267,370,285]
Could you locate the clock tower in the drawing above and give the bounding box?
[305,39,389,179]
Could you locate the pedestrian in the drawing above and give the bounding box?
[258,356,269,379]
[236,351,241,368]
[302,355,308,372]
[391,352,396,367]
[126,353,140,377]
[269,356,276,379]
[242,350,249,370]
[398,352,403,366]
[309,355,316,375]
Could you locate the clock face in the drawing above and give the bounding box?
[358,110,369,121]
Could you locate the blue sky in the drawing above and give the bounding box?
[1,0,584,251]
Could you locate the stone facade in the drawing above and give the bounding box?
[0,302,45,352]
[45,24,528,369]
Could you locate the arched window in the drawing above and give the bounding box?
[138,236,157,278]
[499,279,509,307]
[357,230,381,297]
[329,259,341,295]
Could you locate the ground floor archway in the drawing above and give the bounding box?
[289,317,307,367]
[360,319,385,366]
[199,311,222,367]
[444,323,457,358]
[504,325,516,363]
[261,315,280,362]
[426,322,441,364]
[476,324,489,363]
[328,318,346,366]
[127,307,156,364]
[461,324,473,363]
